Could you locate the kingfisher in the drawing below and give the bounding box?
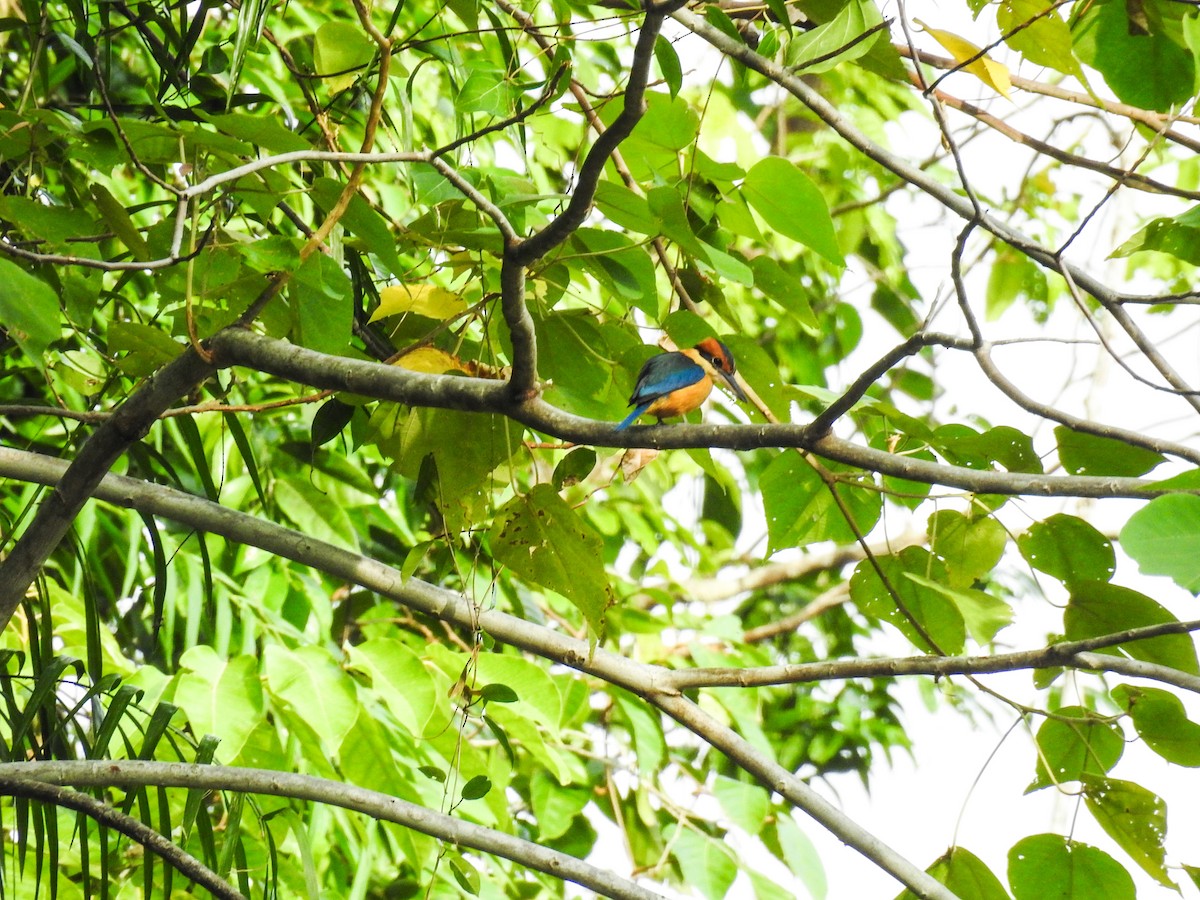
[616,337,749,430]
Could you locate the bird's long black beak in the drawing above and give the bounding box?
[717,369,749,404]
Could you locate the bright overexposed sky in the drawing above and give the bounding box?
[641,2,1200,896]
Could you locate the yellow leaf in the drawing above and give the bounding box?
[393,347,465,374]
[917,21,1012,100]
[370,284,467,322]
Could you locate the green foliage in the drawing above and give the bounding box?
[1120,493,1200,593]
[1008,834,1135,900]
[1,0,1199,897]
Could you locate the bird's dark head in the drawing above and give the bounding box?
[694,338,749,403]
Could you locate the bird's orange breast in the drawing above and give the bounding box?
[643,377,714,419]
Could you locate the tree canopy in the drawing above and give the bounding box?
[2,0,1200,897]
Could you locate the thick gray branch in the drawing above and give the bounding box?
[210,328,1177,499]
[667,623,1200,692]
[0,775,244,900]
[0,446,950,899]
[501,2,685,397]
[0,348,215,631]
[0,762,661,900]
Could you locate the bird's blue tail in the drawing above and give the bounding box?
[615,404,648,431]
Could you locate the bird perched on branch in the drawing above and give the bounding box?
[616,337,749,430]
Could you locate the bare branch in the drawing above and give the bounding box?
[667,621,1200,691]
[896,45,1200,154]
[0,446,957,900]
[920,80,1200,202]
[678,531,925,606]
[208,327,1182,499]
[673,7,1200,416]
[808,332,974,436]
[0,762,662,900]
[742,583,850,642]
[0,776,244,900]
[0,349,215,631]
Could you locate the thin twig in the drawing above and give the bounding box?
[0,776,245,900]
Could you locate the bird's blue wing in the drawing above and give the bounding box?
[628,353,704,405]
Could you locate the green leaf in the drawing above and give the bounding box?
[998,0,1083,78]
[1083,778,1173,888]
[614,693,665,775]
[569,227,658,314]
[291,252,353,356]
[1185,865,1200,891]
[931,423,1043,474]
[108,321,185,376]
[1111,206,1200,265]
[530,770,590,841]
[905,574,1012,645]
[460,775,492,800]
[1120,493,1200,593]
[1064,581,1199,675]
[347,638,445,738]
[264,646,359,750]
[311,398,356,449]
[713,776,770,835]
[552,447,597,490]
[648,184,711,261]
[449,854,480,895]
[786,0,885,74]
[594,181,658,234]
[0,259,60,360]
[1055,426,1164,477]
[619,92,700,182]
[654,34,683,98]
[457,66,512,117]
[89,184,150,261]
[749,256,820,333]
[489,484,613,638]
[372,406,522,533]
[763,817,824,898]
[1027,706,1123,791]
[1008,834,1134,900]
[480,683,519,704]
[928,510,1007,587]
[1112,684,1200,766]
[313,20,376,93]
[1019,514,1116,588]
[1072,0,1194,112]
[203,112,309,153]
[312,177,404,278]
[897,846,1009,900]
[742,157,844,266]
[761,454,881,551]
[670,827,738,900]
[977,425,1044,474]
[986,247,1048,320]
[337,709,410,796]
[274,477,360,551]
[172,649,265,764]
[850,548,966,653]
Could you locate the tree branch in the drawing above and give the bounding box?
[0,763,662,900]
[667,622,1200,691]
[673,7,1200,416]
[0,349,215,631]
[0,775,245,900]
[0,446,953,899]
[895,45,1200,154]
[918,79,1200,201]
[207,328,1181,499]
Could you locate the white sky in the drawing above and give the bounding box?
[648,2,1200,896]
